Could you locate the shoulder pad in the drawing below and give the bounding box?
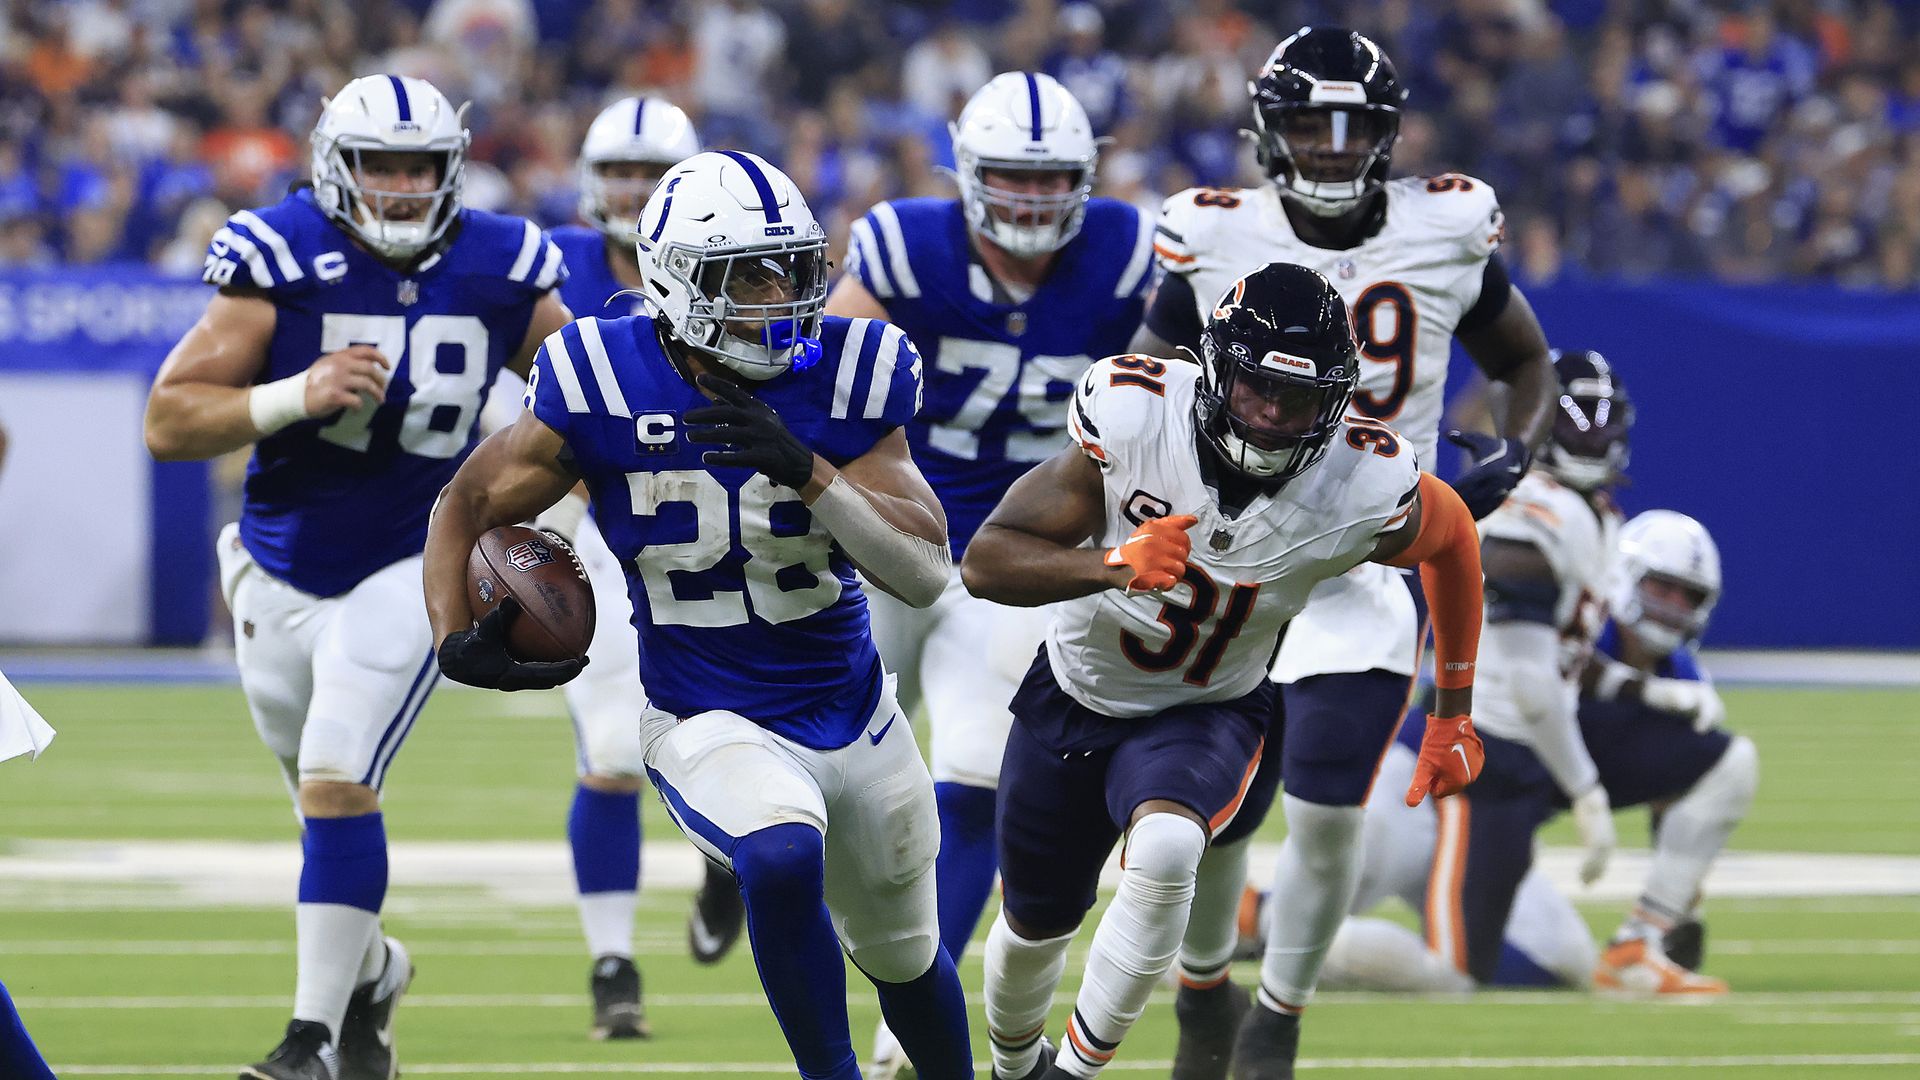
[846,198,950,302]
[1315,420,1420,523]
[820,316,923,426]
[1154,186,1260,273]
[203,197,323,293]
[1393,174,1505,263]
[1069,354,1187,469]
[1481,473,1603,582]
[1083,198,1156,301]
[460,209,568,293]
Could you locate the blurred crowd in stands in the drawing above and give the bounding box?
[0,0,1915,289]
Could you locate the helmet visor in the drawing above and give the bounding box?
[1273,106,1396,185]
[693,241,829,358]
[1226,366,1341,450]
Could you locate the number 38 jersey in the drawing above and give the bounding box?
[207,187,565,597]
[528,314,923,750]
[1049,356,1419,718]
[1153,175,1504,468]
[844,196,1155,557]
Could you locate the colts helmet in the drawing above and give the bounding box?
[1249,27,1407,216]
[1196,262,1360,484]
[578,96,700,241]
[1611,510,1723,655]
[311,74,469,260]
[1543,349,1633,492]
[950,72,1099,258]
[634,151,829,381]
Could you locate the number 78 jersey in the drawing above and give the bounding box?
[1153,175,1504,467]
[1048,356,1418,719]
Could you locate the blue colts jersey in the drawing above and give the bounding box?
[844,197,1154,556]
[207,189,565,597]
[552,225,649,318]
[528,314,923,750]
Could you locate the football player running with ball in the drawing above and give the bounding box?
[1130,27,1560,1079]
[144,75,572,1080]
[424,152,974,1080]
[826,70,1154,1076]
[961,263,1486,1080]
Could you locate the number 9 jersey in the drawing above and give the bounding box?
[208,186,566,597]
[1048,356,1418,722]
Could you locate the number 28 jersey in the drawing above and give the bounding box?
[1153,175,1504,467]
[844,197,1155,556]
[1049,356,1419,719]
[527,314,923,750]
[207,188,565,597]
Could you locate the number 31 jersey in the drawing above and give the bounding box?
[206,187,565,597]
[845,197,1155,556]
[1049,356,1418,719]
[527,314,923,750]
[1153,175,1504,468]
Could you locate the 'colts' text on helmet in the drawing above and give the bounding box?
[1249,27,1407,217]
[634,151,829,381]
[1196,263,1360,484]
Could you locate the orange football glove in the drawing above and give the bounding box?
[1405,714,1485,806]
[1104,514,1197,594]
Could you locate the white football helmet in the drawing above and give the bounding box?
[634,151,828,381]
[311,74,469,261]
[578,96,700,240]
[950,72,1098,258]
[1611,510,1723,655]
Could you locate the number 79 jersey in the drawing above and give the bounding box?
[1153,175,1504,467]
[1048,356,1419,719]
[209,187,565,597]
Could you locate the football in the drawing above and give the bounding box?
[466,525,595,663]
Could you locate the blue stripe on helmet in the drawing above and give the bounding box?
[1025,73,1043,141]
[387,75,412,122]
[718,150,783,224]
[633,96,647,136]
[648,175,683,242]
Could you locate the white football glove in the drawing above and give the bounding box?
[1642,677,1727,734]
[1570,785,1616,887]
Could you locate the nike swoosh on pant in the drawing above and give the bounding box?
[867,714,898,746]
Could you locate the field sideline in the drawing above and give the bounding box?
[2,681,1916,1079]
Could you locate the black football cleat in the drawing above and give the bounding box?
[240,1019,339,1080]
[590,954,651,1039]
[1230,1004,1300,1080]
[338,937,412,1080]
[688,859,746,965]
[1173,979,1251,1080]
[992,1036,1057,1080]
[1663,917,1707,972]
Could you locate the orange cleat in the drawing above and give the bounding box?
[1593,937,1729,995]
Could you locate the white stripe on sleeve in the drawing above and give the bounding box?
[212,226,273,287]
[831,318,872,420]
[847,218,894,299]
[1114,209,1156,298]
[533,238,565,290]
[870,203,920,299]
[575,318,632,417]
[540,329,591,414]
[864,324,908,419]
[230,211,304,282]
[508,220,542,283]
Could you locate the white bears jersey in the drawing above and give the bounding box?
[1471,472,1620,744]
[1049,355,1420,718]
[1154,175,1504,682]
[1152,175,1504,468]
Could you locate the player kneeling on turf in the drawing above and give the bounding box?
[959,263,1486,1080]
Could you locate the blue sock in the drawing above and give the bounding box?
[733,823,858,1080]
[933,781,999,962]
[568,785,641,895]
[870,947,974,1080]
[299,812,387,911]
[1491,939,1565,988]
[0,979,57,1080]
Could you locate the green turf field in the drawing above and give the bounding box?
[3,682,1917,1079]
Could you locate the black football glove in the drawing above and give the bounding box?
[437,595,588,691]
[1446,430,1533,520]
[684,372,817,490]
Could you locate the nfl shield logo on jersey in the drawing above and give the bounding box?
[397,279,420,306]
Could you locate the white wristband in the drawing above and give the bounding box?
[532,489,589,542]
[248,369,313,435]
[807,474,951,609]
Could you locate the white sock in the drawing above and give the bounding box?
[294,903,379,1042]
[1179,834,1249,986]
[1629,735,1758,939]
[1060,813,1206,1078]
[984,912,1074,1079]
[1258,795,1365,1011]
[578,891,638,959]
[354,929,387,987]
[1320,917,1474,993]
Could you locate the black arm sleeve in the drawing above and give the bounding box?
[1455,253,1513,336]
[1142,269,1205,355]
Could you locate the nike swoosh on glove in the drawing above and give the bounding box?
[1446,431,1532,520]
[437,596,588,691]
[1104,514,1196,594]
[1406,714,1486,806]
